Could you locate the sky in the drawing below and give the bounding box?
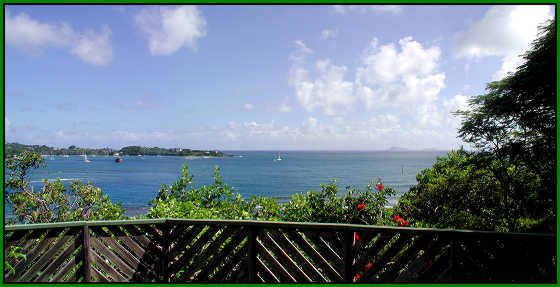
[4,5,555,150]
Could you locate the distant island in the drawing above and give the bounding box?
[5,142,232,158]
[387,146,408,151]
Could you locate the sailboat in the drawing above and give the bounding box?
[274,155,282,161]
[83,154,91,163]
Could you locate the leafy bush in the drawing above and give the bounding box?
[5,151,125,224]
[149,165,396,225]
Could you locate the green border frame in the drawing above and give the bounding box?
[0,2,557,286]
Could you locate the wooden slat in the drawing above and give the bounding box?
[89,249,127,282]
[256,256,280,283]
[269,229,327,282]
[377,235,433,282]
[195,228,247,281]
[50,254,78,282]
[36,238,78,282]
[90,226,143,272]
[171,226,221,278]
[284,230,343,282]
[20,228,80,281]
[256,239,296,282]
[11,228,66,281]
[305,231,344,267]
[90,237,135,279]
[361,233,414,281]
[105,226,148,260]
[169,225,203,259]
[90,265,110,282]
[353,232,395,271]
[182,226,237,281]
[210,243,248,282]
[259,231,312,282]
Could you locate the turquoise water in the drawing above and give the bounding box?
[19,151,448,216]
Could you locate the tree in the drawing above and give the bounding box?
[452,19,555,231]
[5,151,125,223]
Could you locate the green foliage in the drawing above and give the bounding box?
[5,151,125,224]
[282,179,395,225]
[394,149,503,230]
[449,19,556,232]
[149,166,396,225]
[5,246,27,274]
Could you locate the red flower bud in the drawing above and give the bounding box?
[357,203,366,211]
[353,273,361,282]
[375,184,384,191]
[399,220,409,227]
[354,232,360,241]
[364,262,373,271]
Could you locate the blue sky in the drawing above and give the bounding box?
[5,5,554,150]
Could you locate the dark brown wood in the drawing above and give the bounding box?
[36,237,79,282]
[284,230,343,282]
[20,228,79,281]
[342,230,353,282]
[89,249,128,282]
[90,237,135,279]
[197,228,247,282]
[247,226,257,283]
[82,225,91,282]
[268,229,327,282]
[4,219,556,283]
[259,231,311,282]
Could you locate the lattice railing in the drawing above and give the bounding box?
[4,219,556,283]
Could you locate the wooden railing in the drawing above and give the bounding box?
[4,219,556,283]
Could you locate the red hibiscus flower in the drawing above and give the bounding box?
[354,232,360,241]
[357,203,366,211]
[392,215,401,222]
[353,273,361,282]
[375,184,384,191]
[364,262,373,271]
[399,220,409,227]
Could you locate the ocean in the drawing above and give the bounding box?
[18,151,448,217]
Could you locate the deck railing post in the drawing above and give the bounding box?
[82,225,91,282]
[247,225,258,283]
[161,222,170,282]
[343,230,354,283]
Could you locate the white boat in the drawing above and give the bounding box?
[83,154,91,163]
[274,155,282,161]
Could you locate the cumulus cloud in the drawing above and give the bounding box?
[454,5,553,80]
[278,97,292,112]
[134,6,207,55]
[242,103,254,111]
[290,58,355,116]
[443,94,470,128]
[5,9,113,65]
[355,36,445,126]
[320,29,338,40]
[70,26,113,65]
[333,5,402,14]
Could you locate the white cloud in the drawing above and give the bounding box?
[70,25,113,65]
[243,103,254,111]
[443,94,470,128]
[355,37,445,126]
[320,29,338,40]
[5,10,113,65]
[278,97,292,112]
[290,58,355,116]
[454,5,553,80]
[333,5,402,14]
[134,6,207,55]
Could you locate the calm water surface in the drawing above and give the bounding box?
[19,151,448,216]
